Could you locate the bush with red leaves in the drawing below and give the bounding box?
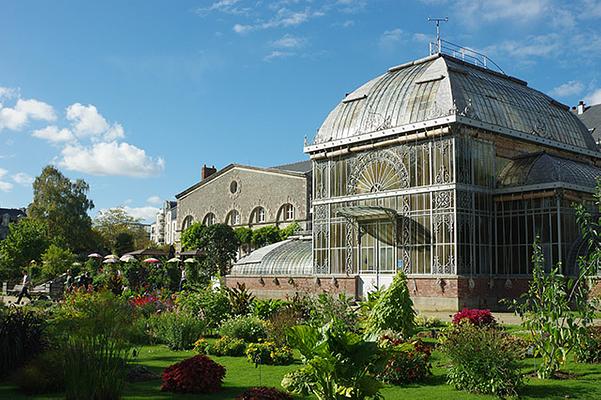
[235,387,292,400]
[161,355,226,393]
[452,308,496,326]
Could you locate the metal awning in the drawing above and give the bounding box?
[336,206,398,221]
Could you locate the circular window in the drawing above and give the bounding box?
[230,180,238,194]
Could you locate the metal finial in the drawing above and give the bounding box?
[427,17,448,54]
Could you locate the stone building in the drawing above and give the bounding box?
[175,162,311,248]
[227,52,601,311]
[573,100,601,145]
[0,208,26,240]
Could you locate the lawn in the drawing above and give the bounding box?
[2,344,601,399]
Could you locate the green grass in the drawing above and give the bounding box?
[3,344,601,399]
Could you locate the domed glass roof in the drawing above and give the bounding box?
[310,54,598,156]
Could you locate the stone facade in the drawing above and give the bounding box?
[175,163,311,247]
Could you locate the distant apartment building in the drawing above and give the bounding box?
[0,208,26,240]
[150,200,178,245]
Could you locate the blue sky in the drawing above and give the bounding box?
[1,0,601,221]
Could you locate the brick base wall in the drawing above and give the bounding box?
[224,275,532,312]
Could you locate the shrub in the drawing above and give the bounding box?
[415,314,447,329]
[196,336,247,357]
[64,336,130,400]
[227,283,255,316]
[377,336,432,384]
[441,322,523,397]
[14,350,65,394]
[236,386,293,400]
[177,288,232,330]
[365,271,415,339]
[576,326,601,363]
[148,311,206,350]
[246,341,294,365]
[220,315,268,343]
[0,307,46,376]
[41,244,76,280]
[452,308,495,326]
[308,292,358,330]
[267,308,303,346]
[161,354,226,393]
[252,298,285,319]
[52,290,134,343]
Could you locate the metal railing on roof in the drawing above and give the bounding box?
[430,39,506,75]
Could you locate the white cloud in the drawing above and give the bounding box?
[146,195,162,205]
[65,103,109,138]
[0,168,13,192]
[122,206,160,222]
[12,172,34,186]
[197,0,251,16]
[264,50,294,61]
[233,23,253,34]
[549,80,585,98]
[585,88,601,106]
[485,34,561,59]
[0,87,18,100]
[0,98,56,131]
[271,34,306,49]
[32,125,75,143]
[379,28,405,48]
[233,7,324,34]
[59,141,165,177]
[457,0,551,23]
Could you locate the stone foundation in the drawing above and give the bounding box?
[223,275,532,312]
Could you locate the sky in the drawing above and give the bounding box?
[2,0,601,222]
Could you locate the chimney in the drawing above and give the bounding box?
[201,164,217,180]
[577,100,586,115]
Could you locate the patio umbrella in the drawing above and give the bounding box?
[143,257,161,264]
[183,258,197,264]
[104,254,119,260]
[119,254,136,262]
[71,262,82,266]
[88,253,102,259]
[103,258,118,264]
[167,257,181,263]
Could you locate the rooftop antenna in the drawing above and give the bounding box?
[428,16,448,54]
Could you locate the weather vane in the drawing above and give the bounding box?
[428,17,448,54]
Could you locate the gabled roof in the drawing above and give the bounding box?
[575,103,601,143]
[176,163,308,199]
[272,160,312,174]
[308,53,599,156]
[0,208,26,218]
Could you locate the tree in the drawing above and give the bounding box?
[41,244,76,280]
[28,166,94,253]
[0,218,50,281]
[252,225,281,248]
[93,208,150,253]
[181,223,239,277]
[234,227,252,255]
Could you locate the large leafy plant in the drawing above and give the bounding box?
[282,322,385,400]
[365,271,415,339]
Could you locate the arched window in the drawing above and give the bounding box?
[182,215,194,231]
[226,210,240,226]
[249,206,266,226]
[203,212,216,226]
[277,203,295,223]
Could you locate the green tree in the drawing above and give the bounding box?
[41,244,77,280]
[0,218,50,281]
[252,225,281,248]
[28,166,94,253]
[365,271,415,339]
[181,223,239,277]
[234,227,252,255]
[280,221,300,240]
[93,208,150,253]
